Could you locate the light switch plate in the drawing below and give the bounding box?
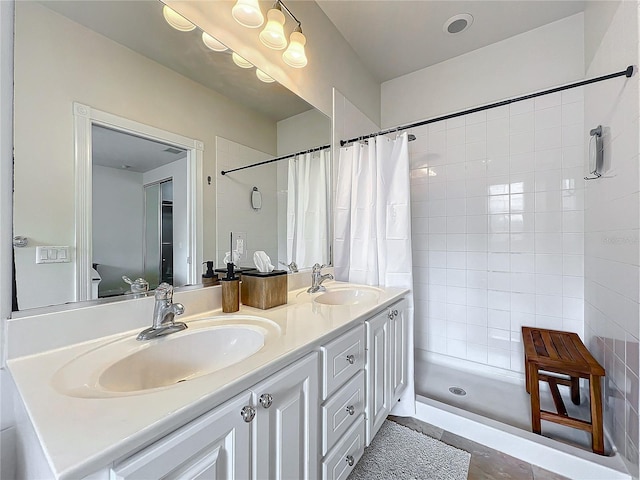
[36,246,71,264]
[236,232,247,262]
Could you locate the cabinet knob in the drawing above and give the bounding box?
[388,311,394,320]
[346,455,355,467]
[259,393,273,408]
[346,354,355,364]
[240,405,256,423]
[345,405,355,415]
[393,309,399,317]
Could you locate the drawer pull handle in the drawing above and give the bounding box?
[346,455,355,467]
[346,354,356,364]
[346,405,355,415]
[240,406,256,423]
[259,393,273,408]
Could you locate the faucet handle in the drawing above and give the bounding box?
[154,282,173,301]
[312,263,327,273]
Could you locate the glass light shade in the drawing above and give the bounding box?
[256,69,275,83]
[259,8,287,50]
[232,0,264,28]
[232,52,254,69]
[202,32,228,52]
[282,30,307,68]
[162,6,196,32]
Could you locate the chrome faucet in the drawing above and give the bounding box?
[307,263,334,294]
[137,283,186,341]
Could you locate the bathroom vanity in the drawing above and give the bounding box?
[6,281,408,479]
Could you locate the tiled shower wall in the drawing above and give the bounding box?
[583,0,640,470]
[411,89,585,374]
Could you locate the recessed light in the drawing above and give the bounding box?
[443,13,473,35]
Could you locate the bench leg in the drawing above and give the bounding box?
[525,357,530,393]
[570,376,580,405]
[590,374,604,455]
[529,365,541,434]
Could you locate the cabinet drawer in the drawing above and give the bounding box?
[321,324,365,399]
[321,415,365,480]
[322,370,365,455]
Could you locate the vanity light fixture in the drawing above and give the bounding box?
[259,2,287,50]
[282,25,308,68]
[256,69,275,83]
[162,5,196,32]
[232,52,254,68]
[202,32,228,52]
[232,0,264,28]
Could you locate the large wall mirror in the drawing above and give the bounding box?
[12,0,331,312]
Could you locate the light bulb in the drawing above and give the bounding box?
[282,29,307,68]
[256,69,275,83]
[259,7,287,50]
[232,52,254,69]
[162,5,196,32]
[232,0,264,28]
[202,32,228,52]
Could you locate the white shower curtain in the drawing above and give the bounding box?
[287,149,331,268]
[334,133,415,416]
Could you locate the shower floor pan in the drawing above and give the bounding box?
[414,353,631,479]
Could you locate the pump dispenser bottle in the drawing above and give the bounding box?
[221,233,240,312]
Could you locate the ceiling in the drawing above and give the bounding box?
[40,1,314,122]
[92,125,187,173]
[316,1,586,82]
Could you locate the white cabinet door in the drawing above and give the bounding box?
[252,352,319,480]
[390,299,408,403]
[112,391,252,480]
[365,309,390,445]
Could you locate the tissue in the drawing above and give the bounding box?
[224,250,240,265]
[253,251,275,273]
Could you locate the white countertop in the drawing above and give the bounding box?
[7,281,407,479]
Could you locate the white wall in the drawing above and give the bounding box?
[381,14,585,129]
[13,2,277,310]
[216,138,277,269]
[583,0,639,475]
[381,14,586,375]
[165,0,380,125]
[93,166,144,296]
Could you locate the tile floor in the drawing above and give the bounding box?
[389,415,570,480]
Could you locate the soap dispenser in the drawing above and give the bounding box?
[202,261,219,287]
[221,260,240,313]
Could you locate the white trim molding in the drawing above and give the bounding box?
[73,102,203,301]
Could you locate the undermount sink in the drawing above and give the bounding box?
[313,287,380,306]
[99,326,265,392]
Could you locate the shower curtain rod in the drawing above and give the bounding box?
[220,143,330,176]
[340,65,635,147]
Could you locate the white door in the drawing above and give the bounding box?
[112,391,252,480]
[252,353,319,480]
[390,300,408,403]
[365,310,390,445]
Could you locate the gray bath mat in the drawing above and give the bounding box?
[348,420,471,480]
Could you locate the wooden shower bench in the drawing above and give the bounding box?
[522,326,605,455]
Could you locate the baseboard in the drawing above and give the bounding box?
[415,395,630,480]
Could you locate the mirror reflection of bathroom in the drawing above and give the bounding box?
[91,125,186,298]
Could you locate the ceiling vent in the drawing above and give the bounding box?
[443,13,473,35]
[163,147,184,154]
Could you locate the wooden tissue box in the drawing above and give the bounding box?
[241,270,288,309]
